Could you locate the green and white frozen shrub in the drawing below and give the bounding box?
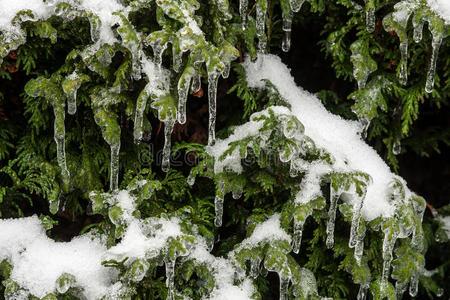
[0,0,449,299]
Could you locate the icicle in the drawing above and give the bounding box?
[392,138,401,155]
[177,68,194,124]
[292,219,304,254]
[282,11,293,52]
[358,117,370,139]
[214,179,225,227]
[398,41,408,86]
[381,227,398,289]
[409,272,419,297]
[412,16,425,43]
[354,238,364,265]
[289,0,306,12]
[326,185,340,248]
[250,257,261,278]
[134,89,150,144]
[207,71,220,146]
[191,72,201,93]
[222,63,231,79]
[164,257,176,300]
[349,194,366,261]
[357,283,369,300]
[53,104,70,187]
[395,281,408,299]
[214,195,224,227]
[172,46,182,73]
[239,0,248,29]
[149,39,168,69]
[279,275,290,300]
[110,142,120,191]
[364,0,375,33]
[162,118,175,172]
[425,34,443,93]
[256,2,267,52]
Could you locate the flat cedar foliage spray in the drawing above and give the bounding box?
[0,0,449,299]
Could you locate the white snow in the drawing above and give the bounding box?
[427,0,450,23]
[236,54,414,220]
[239,214,291,247]
[0,216,117,299]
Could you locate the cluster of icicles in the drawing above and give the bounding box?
[205,103,428,299]
[351,0,448,154]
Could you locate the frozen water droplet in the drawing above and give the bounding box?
[162,118,174,172]
[187,173,196,186]
[191,73,201,93]
[207,71,220,146]
[392,139,401,155]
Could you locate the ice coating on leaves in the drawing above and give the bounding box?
[0,0,53,59]
[0,216,116,299]
[242,54,416,220]
[350,40,377,90]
